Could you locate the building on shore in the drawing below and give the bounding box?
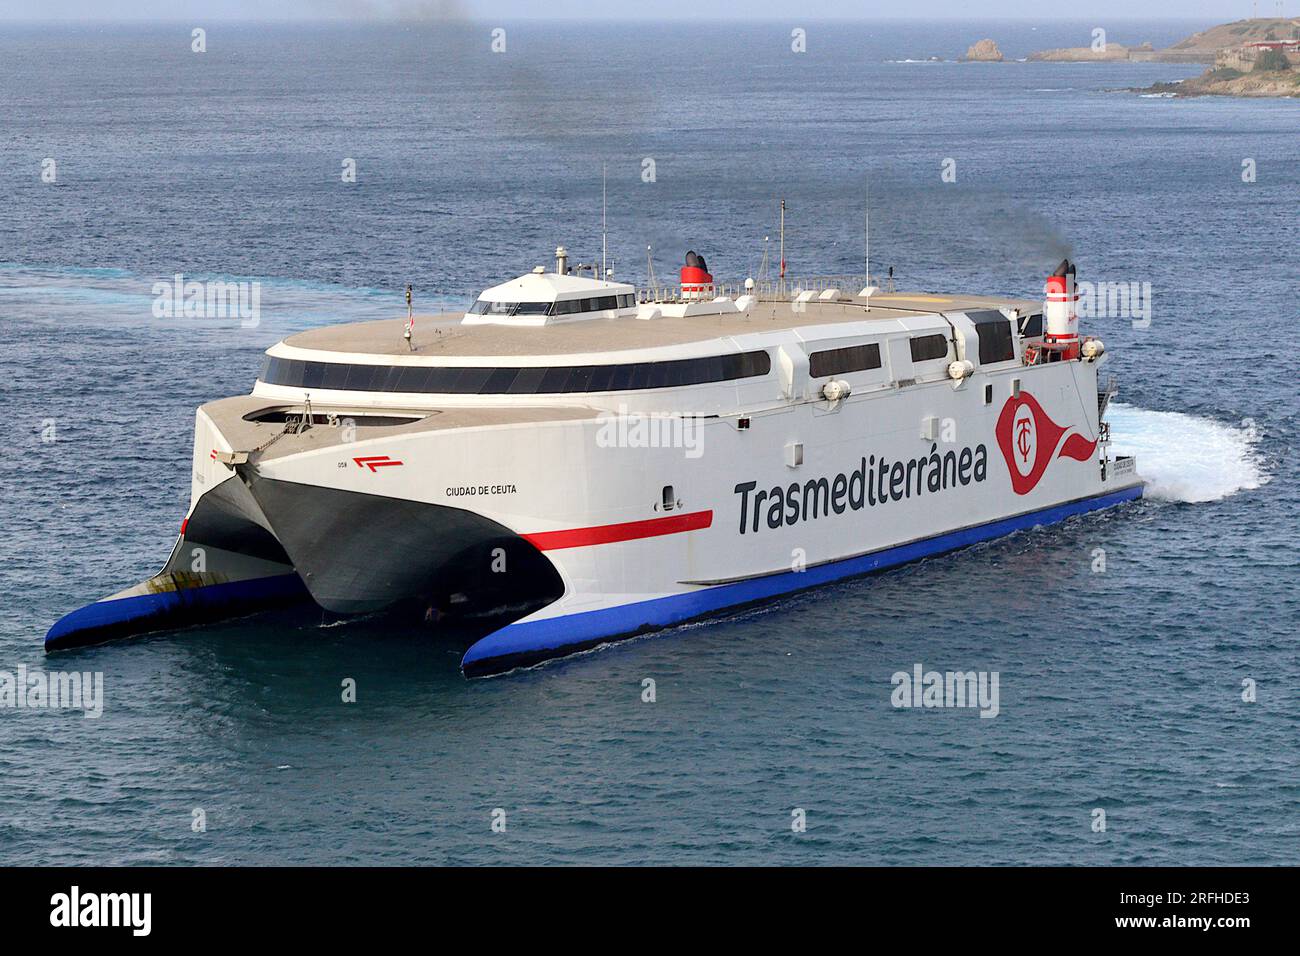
[1215,40,1300,71]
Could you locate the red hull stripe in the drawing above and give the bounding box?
[523,510,713,551]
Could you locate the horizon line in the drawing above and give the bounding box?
[0,15,1242,24]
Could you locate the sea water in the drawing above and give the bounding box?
[0,20,1295,865]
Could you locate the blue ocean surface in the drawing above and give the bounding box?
[0,19,1295,865]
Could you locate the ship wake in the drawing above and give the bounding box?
[1107,403,1266,503]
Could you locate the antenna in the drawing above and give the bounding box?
[404,284,414,351]
[779,199,786,290]
[601,164,607,279]
[646,244,657,289]
[864,177,870,287]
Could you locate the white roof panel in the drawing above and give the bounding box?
[478,271,634,303]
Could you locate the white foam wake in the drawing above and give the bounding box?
[1107,403,1266,503]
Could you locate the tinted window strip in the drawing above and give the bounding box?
[469,296,637,317]
[258,351,771,394]
[808,343,882,378]
[908,334,949,363]
[976,322,1015,364]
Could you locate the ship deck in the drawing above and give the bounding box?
[202,395,598,462]
[281,291,1042,359]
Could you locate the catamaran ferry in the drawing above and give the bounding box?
[46,247,1142,675]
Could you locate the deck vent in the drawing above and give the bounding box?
[662,485,675,512]
[785,442,804,468]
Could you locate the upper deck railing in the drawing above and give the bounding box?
[636,274,896,304]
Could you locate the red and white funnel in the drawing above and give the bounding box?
[1044,259,1080,359]
[680,250,713,301]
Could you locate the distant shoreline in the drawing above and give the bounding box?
[957,16,1300,99]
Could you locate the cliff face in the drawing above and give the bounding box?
[962,39,1003,62]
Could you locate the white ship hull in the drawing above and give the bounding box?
[243,353,1138,673]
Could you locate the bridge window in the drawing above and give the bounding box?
[466,299,538,316]
[471,295,637,317]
